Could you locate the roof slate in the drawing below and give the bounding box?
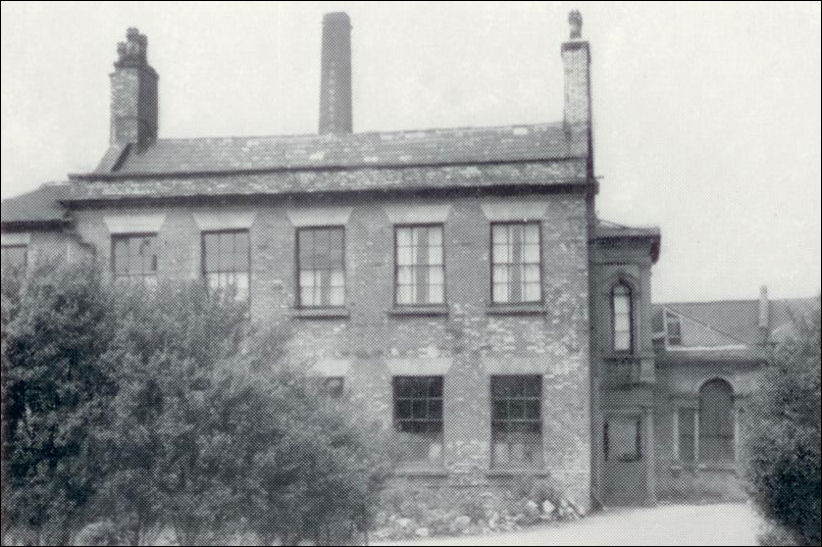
[653,297,819,347]
[87,122,587,177]
[1,184,70,226]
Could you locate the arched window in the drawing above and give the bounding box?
[699,379,734,462]
[611,283,633,352]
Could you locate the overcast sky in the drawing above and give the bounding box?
[2,1,820,302]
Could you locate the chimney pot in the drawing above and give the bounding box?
[568,10,583,39]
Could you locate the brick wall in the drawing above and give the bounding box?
[67,191,593,510]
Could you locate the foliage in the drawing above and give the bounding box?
[742,299,821,547]
[1,259,391,545]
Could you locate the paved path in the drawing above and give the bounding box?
[375,502,761,546]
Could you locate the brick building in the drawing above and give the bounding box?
[1,11,815,508]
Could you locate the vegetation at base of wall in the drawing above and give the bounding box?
[742,298,821,547]
[1,259,392,546]
[371,476,583,541]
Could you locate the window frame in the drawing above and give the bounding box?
[200,228,252,303]
[490,374,544,468]
[110,232,159,281]
[393,223,446,307]
[603,414,642,462]
[610,282,634,353]
[665,311,683,347]
[392,375,445,464]
[295,225,346,309]
[489,221,543,305]
[698,379,735,463]
[0,244,28,271]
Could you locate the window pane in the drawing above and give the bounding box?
[297,227,345,307]
[397,228,412,247]
[523,244,539,263]
[492,225,507,246]
[491,375,542,467]
[678,408,696,463]
[428,284,444,304]
[204,233,219,272]
[614,332,631,352]
[524,224,539,244]
[493,283,509,303]
[491,223,541,304]
[393,376,444,463]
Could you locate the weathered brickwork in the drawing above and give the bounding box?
[61,192,593,509]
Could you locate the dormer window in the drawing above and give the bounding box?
[611,283,633,352]
[665,311,682,346]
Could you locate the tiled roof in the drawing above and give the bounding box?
[85,122,587,177]
[653,297,819,347]
[1,184,70,226]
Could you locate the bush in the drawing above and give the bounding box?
[1,260,391,545]
[742,300,821,547]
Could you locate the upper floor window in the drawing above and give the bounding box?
[202,229,250,302]
[297,227,345,307]
[665,311,682,346]
[491,375,543,467]
[395,225,444,305]
[112,234,157,282]
[393,376,444,464]
[491,222,541,304]
[1,244,27,271]
[612,283,633,352]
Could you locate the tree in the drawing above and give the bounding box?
[2,261,393,545]
[2,259,118,544]
[743,299,821,546]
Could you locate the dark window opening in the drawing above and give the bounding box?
[393,376,444,463]
[699,379,734,462]
[604,415,642,462]
[491,375,542,467]
[678,407,696,463]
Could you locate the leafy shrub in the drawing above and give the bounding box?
[742,300,821,547]
[1,259,392,545]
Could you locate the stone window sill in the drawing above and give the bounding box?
[670,462,737,473]
[391,466,448,478]
[291,307,350,319]
[388,305,449,317]
[486,303,547,316]
[486,467,550,478]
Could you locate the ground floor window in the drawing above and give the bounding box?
[491,375,542,467]
[677,407,697,463]
[604,415,642,462]
[699,379,735,462]
[393,376,444,464]
[674,379,736,464]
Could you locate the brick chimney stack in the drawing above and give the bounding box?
[561,10,592,171]
[110,28,158,149]
[319,12,353,135]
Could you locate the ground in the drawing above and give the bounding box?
[375,503,761,546]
